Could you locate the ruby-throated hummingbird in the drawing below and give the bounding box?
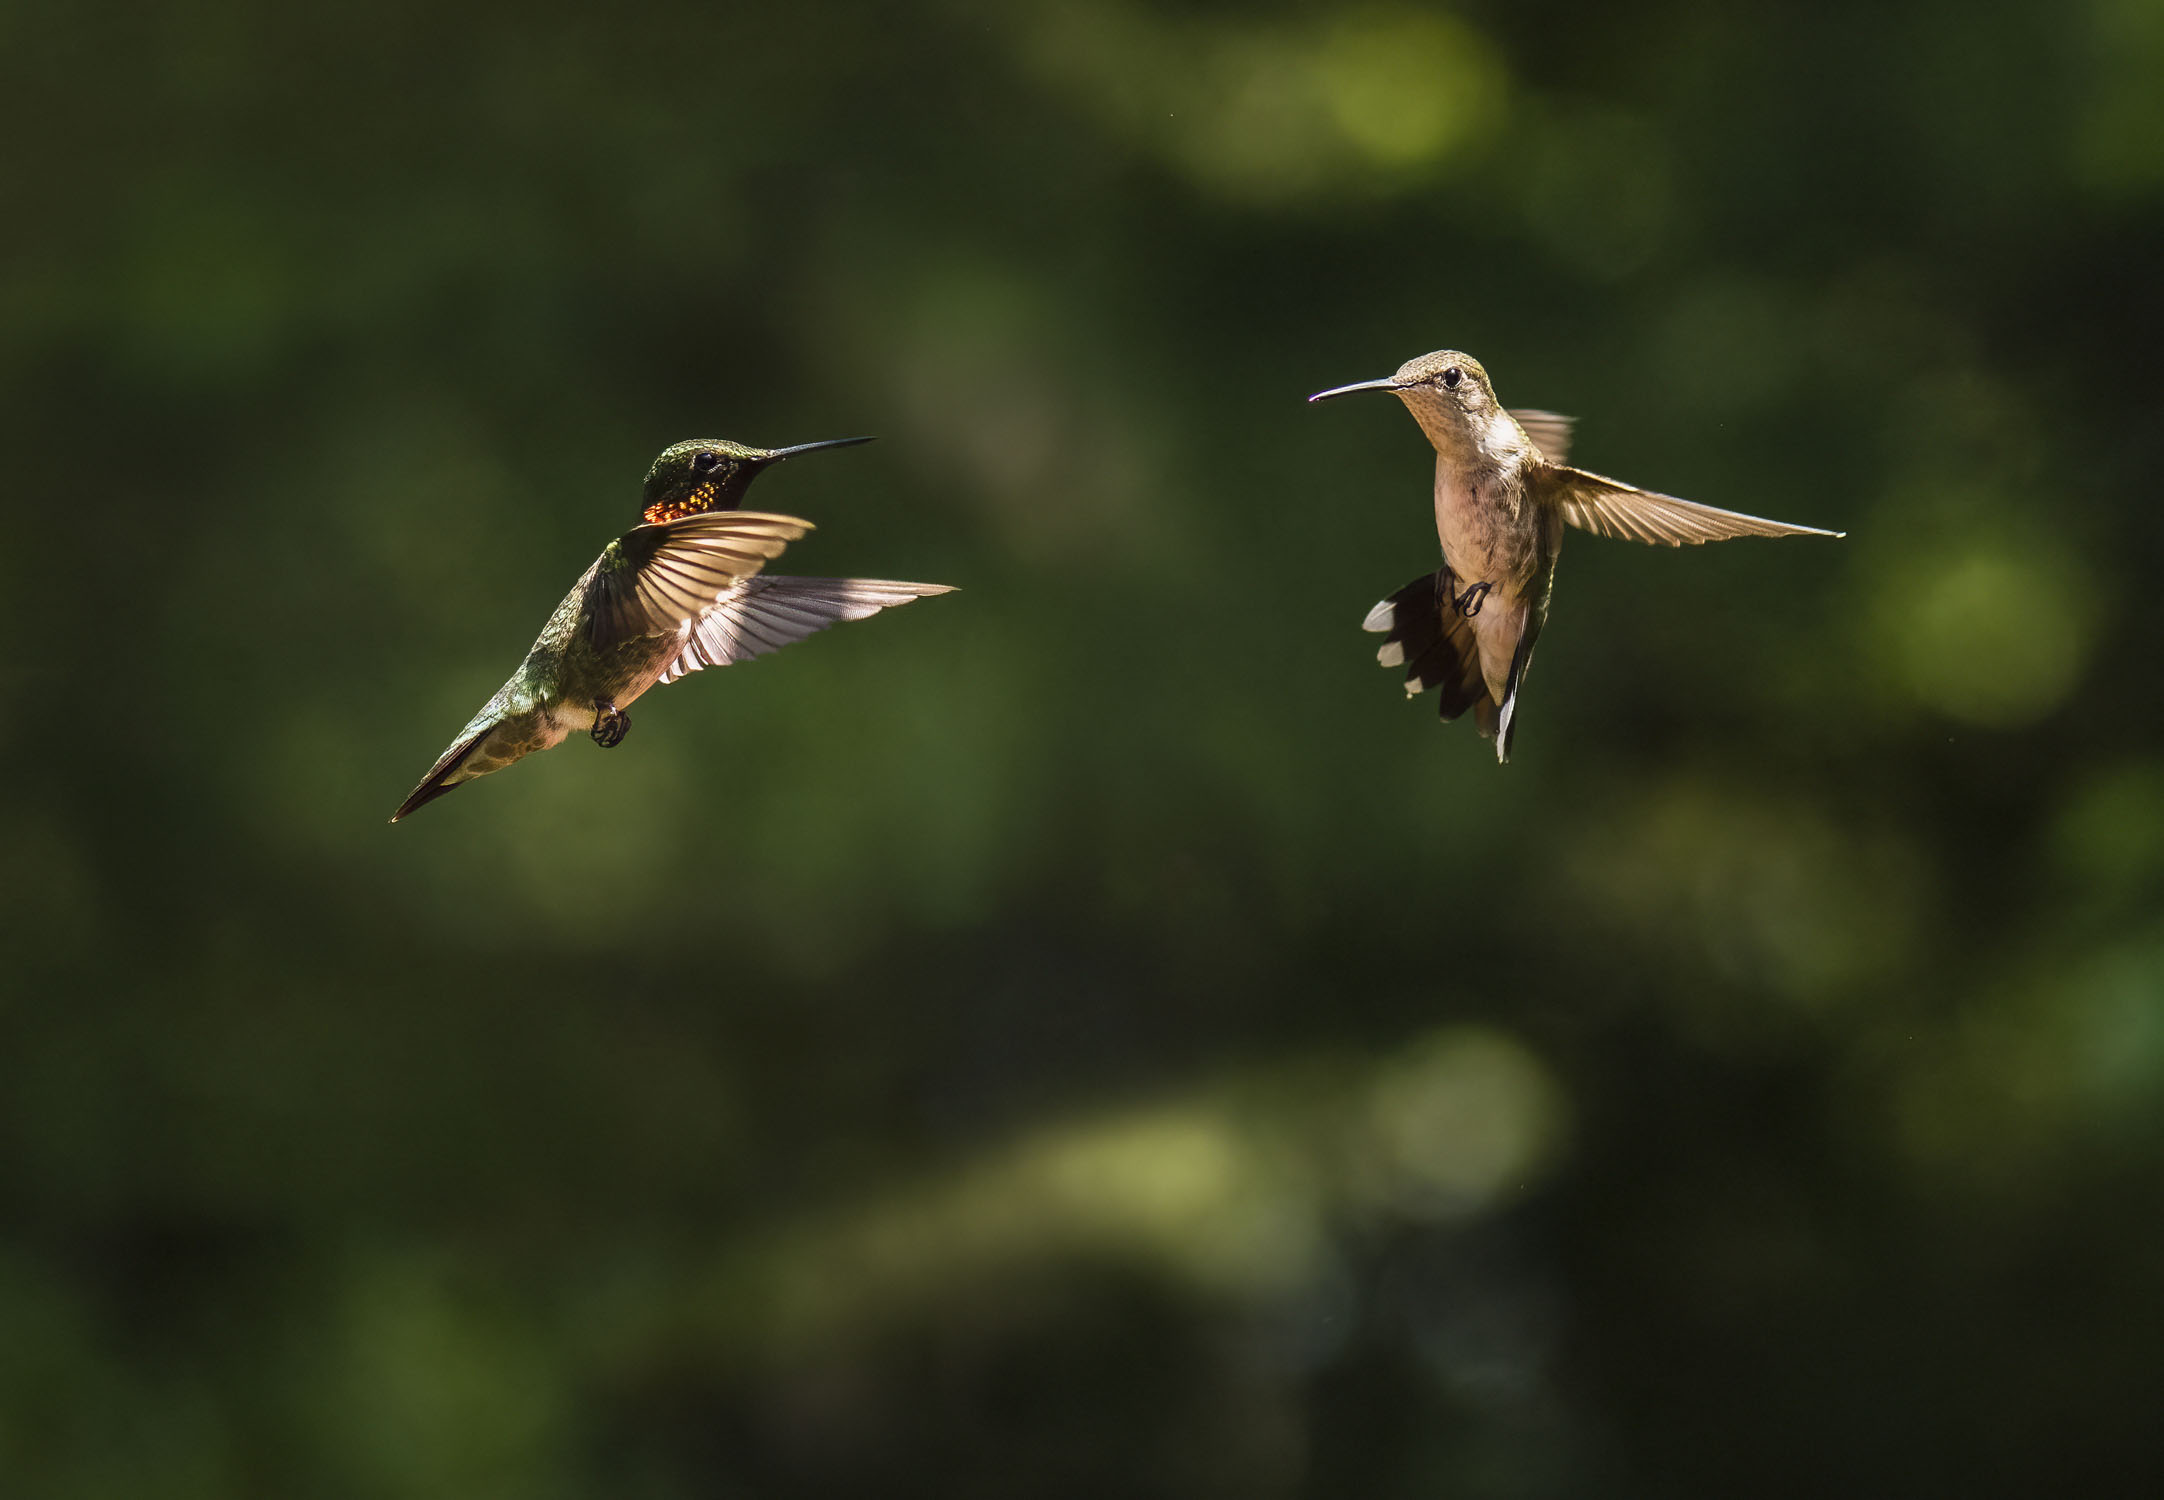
[1310,351,1841,761]
[391,436,953,821]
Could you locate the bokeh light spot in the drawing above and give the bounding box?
[1319,9,1504,168]
[1568,783,1927,1017]
[1895,547,2097,728]
[1365,1027,1566,1218]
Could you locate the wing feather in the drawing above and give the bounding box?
[1547,467,1843,547]
[587,511,812,648]
[656,576,956,685]
[1509,409,1575,465]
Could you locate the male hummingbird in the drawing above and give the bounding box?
[1310,351,1841,761]
[391,436,953,821]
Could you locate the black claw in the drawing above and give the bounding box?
[1454,581,1493,618]
[591,701,630,749]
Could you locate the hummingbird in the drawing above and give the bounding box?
[1310,351,1842,762]
[391,436,954,821]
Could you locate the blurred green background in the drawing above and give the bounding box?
[7,0,2164,1494]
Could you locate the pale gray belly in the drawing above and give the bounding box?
[1432,466,1542,592]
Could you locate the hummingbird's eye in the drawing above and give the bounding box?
[691,452,721,475]
[1440,367,1462,390]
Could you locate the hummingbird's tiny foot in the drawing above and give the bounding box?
[1454,581,1493,618]
[591,701,630,749]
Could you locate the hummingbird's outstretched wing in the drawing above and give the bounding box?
[1509,410,1574,465]
[1546,469,1843,546]
[587,511,812,649]
[658,577,956,685]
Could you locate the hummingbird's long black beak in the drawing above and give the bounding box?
[762,435,878,462]
[1307,377,1402,403]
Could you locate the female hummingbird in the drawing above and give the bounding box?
[1311,351,1842,761]
[391,436,953,821]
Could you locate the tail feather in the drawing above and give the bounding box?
[1363,570,1489,726]
[1364,569,1542,762]
[390,724,495,822]
[1492,621,1540,764]
[1473,694,1502,743]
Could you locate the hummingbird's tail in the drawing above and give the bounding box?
[1365,570,1488,719]
[391,700,551,822]
[1490,620,1539,765]
[390,726,495,822]
[1363,569,1522,760]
